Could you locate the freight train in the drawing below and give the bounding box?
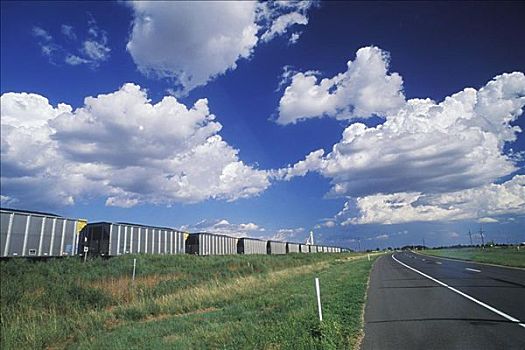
[0,208,346,258]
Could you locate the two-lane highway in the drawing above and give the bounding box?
[362,251,525,349]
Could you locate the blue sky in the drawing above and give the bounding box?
[1,1,524,249]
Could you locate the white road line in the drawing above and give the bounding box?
[436,262,442,265]
[466,268,481,273]
[422,258,426,261]
[392,254,525,329]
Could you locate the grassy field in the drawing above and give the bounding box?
[0,253,378,349]
[422,247,525,268]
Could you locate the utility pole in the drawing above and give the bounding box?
[357,237,361,252]
[479,225,485,248]
[422,236,426,248]
[468,229,473,246]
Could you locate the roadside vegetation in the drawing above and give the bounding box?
[422,246,525,268]
[1,253,378,349]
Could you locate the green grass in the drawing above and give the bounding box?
[422,247,525,268]
[1,253,378,349]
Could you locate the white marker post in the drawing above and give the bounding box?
[132,258,137,282]
[83,237,88,263]
[368,254,370,261]
[315,277,323,321]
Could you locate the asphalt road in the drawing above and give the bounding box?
[361,251,525,350]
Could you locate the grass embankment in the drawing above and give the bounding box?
[422,247,525,268]
[1,253,378,349]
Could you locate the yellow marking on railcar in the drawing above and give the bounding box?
[77,219,88,233]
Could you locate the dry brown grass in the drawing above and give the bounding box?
[142,306,218,323]
[4,253,362,350]
[162,334,182,344]
[114,261,330,320]
[25,287,45,302]
[103,317,123,330]
[87,272,187,302]
[335,252,383,263]
[157,261,327,306]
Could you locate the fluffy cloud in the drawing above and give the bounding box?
[314,219,336,229]
[1,84,270,207]
[179,219,265,238]
[127,2,258,94]
[0,92,72,128]
[82,39,110,62]
[339,175,525,225]
[260,12,307,42]
[270,227,306,242]
[276,149,324,180]
[78,16,111,66]
[280,72,525,198]
[276,46,405,124]
[0,195,17,207]
[32,26,52,41]
[258,0,315,43]
[126,1,316,94]
[278,70,525,224]
[65,55,90,66]
[179,219,311,242]
[32,26,60,59]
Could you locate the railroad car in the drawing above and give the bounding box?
[286,242,300,253]
[237,237,267,254]
[0,208,86,258]
[78,222,185,256]
[267,240,287,255]
[186,232,237,255]
[1,208,346,258]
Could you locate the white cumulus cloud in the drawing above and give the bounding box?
[276,46,406,124]
[279,72,525,198]
[339,175,525,225]
[1,84,270,208]
[270,227,305,242]
[179,219,265,238]
[314,219,336,229]
[278,69,525,224]
[127,2,259,95]
[126,1,316,95]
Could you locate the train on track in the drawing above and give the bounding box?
[1,208,346,258]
